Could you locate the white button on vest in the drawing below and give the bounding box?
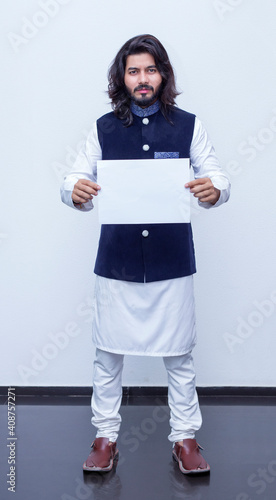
[143,144,150,151]
[142,118,149,125]
[142,230,149,237]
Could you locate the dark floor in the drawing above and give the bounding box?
[1,395,276,500]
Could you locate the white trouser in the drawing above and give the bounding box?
[91,348,202,443]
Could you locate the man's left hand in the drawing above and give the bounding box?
[185,178,220,205]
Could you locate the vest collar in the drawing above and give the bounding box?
[130,100,160,117]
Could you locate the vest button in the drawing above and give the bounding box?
[142,118,149,125]
[142,230,149,238]
[143,144,150,151]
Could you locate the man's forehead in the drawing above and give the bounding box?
[125,53,157,68]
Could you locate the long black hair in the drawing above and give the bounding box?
[108,34,180,126]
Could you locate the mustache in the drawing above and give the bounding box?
[134,85,154,92]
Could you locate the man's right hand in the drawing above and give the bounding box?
[72,179,101,204]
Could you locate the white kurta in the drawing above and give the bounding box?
[92,275,196,356]
[61,115,230,356]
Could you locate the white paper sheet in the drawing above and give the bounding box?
[97,158,191,224]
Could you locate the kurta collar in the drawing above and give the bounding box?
[131,100,160,117]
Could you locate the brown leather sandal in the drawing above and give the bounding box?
[83,437,119,472]
[172,439,210,475]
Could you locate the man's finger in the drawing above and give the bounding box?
[74,190,92,201]
[77,182,100,193]
[78,179,100,188]
[185,178,208,189]
[78,186,98,196]
[193,188,213,198]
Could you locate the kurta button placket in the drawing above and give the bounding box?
[142,230,149,238]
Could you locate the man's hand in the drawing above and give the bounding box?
[185,178,220,205]
[72,179,101,204]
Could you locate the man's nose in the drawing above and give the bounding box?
[138,71,149,84]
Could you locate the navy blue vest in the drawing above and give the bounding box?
[94,106,196,283]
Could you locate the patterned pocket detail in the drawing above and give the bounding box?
[154,152,180,159]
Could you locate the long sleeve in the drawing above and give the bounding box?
[190,117,230,208]
[60,122,102,211]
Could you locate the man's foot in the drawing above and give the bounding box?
[83,437,119,472]
[172,439,210,475]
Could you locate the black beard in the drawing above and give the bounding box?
[128,85,162,108]
[131,92,159,107]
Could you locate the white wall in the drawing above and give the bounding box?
[1,0,276,387]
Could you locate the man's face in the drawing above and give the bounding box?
[124,53,162,108]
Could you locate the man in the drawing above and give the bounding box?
[61,34,230,475]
